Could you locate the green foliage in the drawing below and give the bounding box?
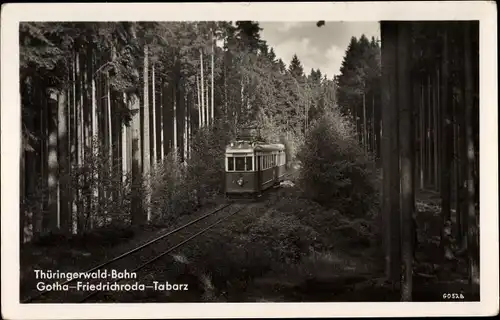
[296,109,380,216]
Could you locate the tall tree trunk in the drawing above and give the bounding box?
[107,72,112,170]
[143,45,151,221]
[440,28,453,260]
[24,79,39,241]
[363,92,367,153]
[177,78,185,163]
[130,92,143,225]
[91,50,98,229]
[36,83,47,237]
[419,82,425,189]
[173,82,178,155]
[372,93,376,154]
[206,77,209,126]
[458,43,468,250]
[77,51,85,233]
[165,82,173,157]
[20,110,26,243]
[196,73,202,128]
[128,23,144,226]
[47,93,59,233]
[187,94,191,159]
[434,69,440,191]
[224,55,228,116]
[463,21,479,291]
[397,23,414,301]
[211,29,215,126]
[354,104,359,145]
[70,51,77,234]
[57,88,70,234]
[151,63,157,167]
[160,85,165,161]
[453,78,462,244]
[427,75,432,186]
[121,93,128,182]
[200,49,205,128]
[82,48,91,231]
[380,22,401,282]
[153,63,162,164]
[184,90,188,160]
[240,78,244,124]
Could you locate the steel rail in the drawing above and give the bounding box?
[79,205,246,302]
[22,203,232,303]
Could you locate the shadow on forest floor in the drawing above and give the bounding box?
[19,186,478,302]
[19,200,225,302]
[241,188,478,302]
[410,189,479,301]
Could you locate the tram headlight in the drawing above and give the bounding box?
[237,177,244,186]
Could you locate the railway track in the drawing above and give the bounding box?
[22,203,246,303]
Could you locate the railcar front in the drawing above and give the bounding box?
[224,142,259,195]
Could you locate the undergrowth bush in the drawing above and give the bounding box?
[184,205,320,294]
[149,151,196,224]
[23,139,137,243]
[70,141,135,231]
[246,209,320,264]
[296,109,379,217]
[187,125,232,203]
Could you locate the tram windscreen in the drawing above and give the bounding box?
[235,157,245,171]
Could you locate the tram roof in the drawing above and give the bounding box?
[225,141,285,153]
[254,144,286,152]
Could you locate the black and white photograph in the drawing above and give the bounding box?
[1,2,498,319]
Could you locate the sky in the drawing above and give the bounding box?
[259,21,380,79]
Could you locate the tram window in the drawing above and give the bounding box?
[235,157,245,171]
[246,157,253,171]
[228,157,234,171]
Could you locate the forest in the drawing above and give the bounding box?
[378,21,480,301]
[19,21,479,302]
[20,21,337,238]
